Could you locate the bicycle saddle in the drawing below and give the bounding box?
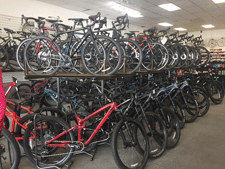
[4,28,16,34]
[38,17,45,20]
[56,23,72,30]
[68,18,86,22]
[158,27,170,34]
[22,15,40,23]
[46,19,63,23]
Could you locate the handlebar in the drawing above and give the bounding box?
[112,14,129,30]
[88,12,101,27]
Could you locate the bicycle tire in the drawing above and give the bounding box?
[166,45,179,69]
[206,82,223,104]
[192,87,210,117]
[1,128,21,169]
[8,45,22,71]
[15,113,37,146]
[137,112,167,158]
[175,45,189,69]
[197,46,210,67]
[111,117,149,169]
[23,116,74,167]
[81,35,122,75]
[152,42,169,70]
[0,45,9,71]
[118,38,143,74]
[16,38,31,70]
[170,99,186,129]
[24,36,62,75]
[182,93,199,123]
[61,39,85,74]
[156,107,181,149]
[214,80,224,99]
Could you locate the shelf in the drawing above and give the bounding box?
[24,70,165,80]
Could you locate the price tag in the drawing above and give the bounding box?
[161,36,168,45]
[34,22,38,28]
[153,89,155,94]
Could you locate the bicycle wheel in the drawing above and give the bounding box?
[118,39,143,74]
[23,116,74,168]
[15,113,37,146]
[181,93,199,123]
[169,99,186,129]
[185,46,196,68]
[16,38,31,70]
[137,112,167,158]
[0,128,21,169]
[111,117,149,169]
[8,45,22,71]
[24,36,62,75]
[197,46,210,67]
[152,42,169,70]
[0,45,9,71]
[214,80,224,99]
[206,82,223,104]
[64,39,85,74]
[156,107,180,149]
[82,35,122,75]
[166,46,179,69]
[192,87,210,117]
[9,84,32,110]
[175,45,189,68]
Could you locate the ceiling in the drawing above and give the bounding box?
[38,0,225,32]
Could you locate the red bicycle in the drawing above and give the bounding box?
[23,98,149,169]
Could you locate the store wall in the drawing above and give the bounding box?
[0,0,142,32]
[189,29,225,51]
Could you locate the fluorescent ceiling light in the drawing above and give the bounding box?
[108,2,143,17]
[174,28,187,31]
[158,3,181,11]
[202,24,215,28]
[158,22,173,27]
[212,0,225,4]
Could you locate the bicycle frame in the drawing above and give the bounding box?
[46,102,118,147]
[5,101,34,140]
[4,82,17,97]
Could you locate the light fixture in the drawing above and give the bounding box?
[212,0,225,3]
[174,28,187,31]
[202,24,215,28]
[158,22,173,27]
[158,3,181,12]
[108,2,143,17]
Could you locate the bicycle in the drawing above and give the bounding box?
[23,94,149,168]
[24,12,122,76]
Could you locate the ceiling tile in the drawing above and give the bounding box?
[183,6,205,14]
[172,1,196,8]
[38,0,68,6]
[133,0,156,9]
[61,4,86,12]
[181,13,198,20]
[146,0,170,5]
[167,0,187,2]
